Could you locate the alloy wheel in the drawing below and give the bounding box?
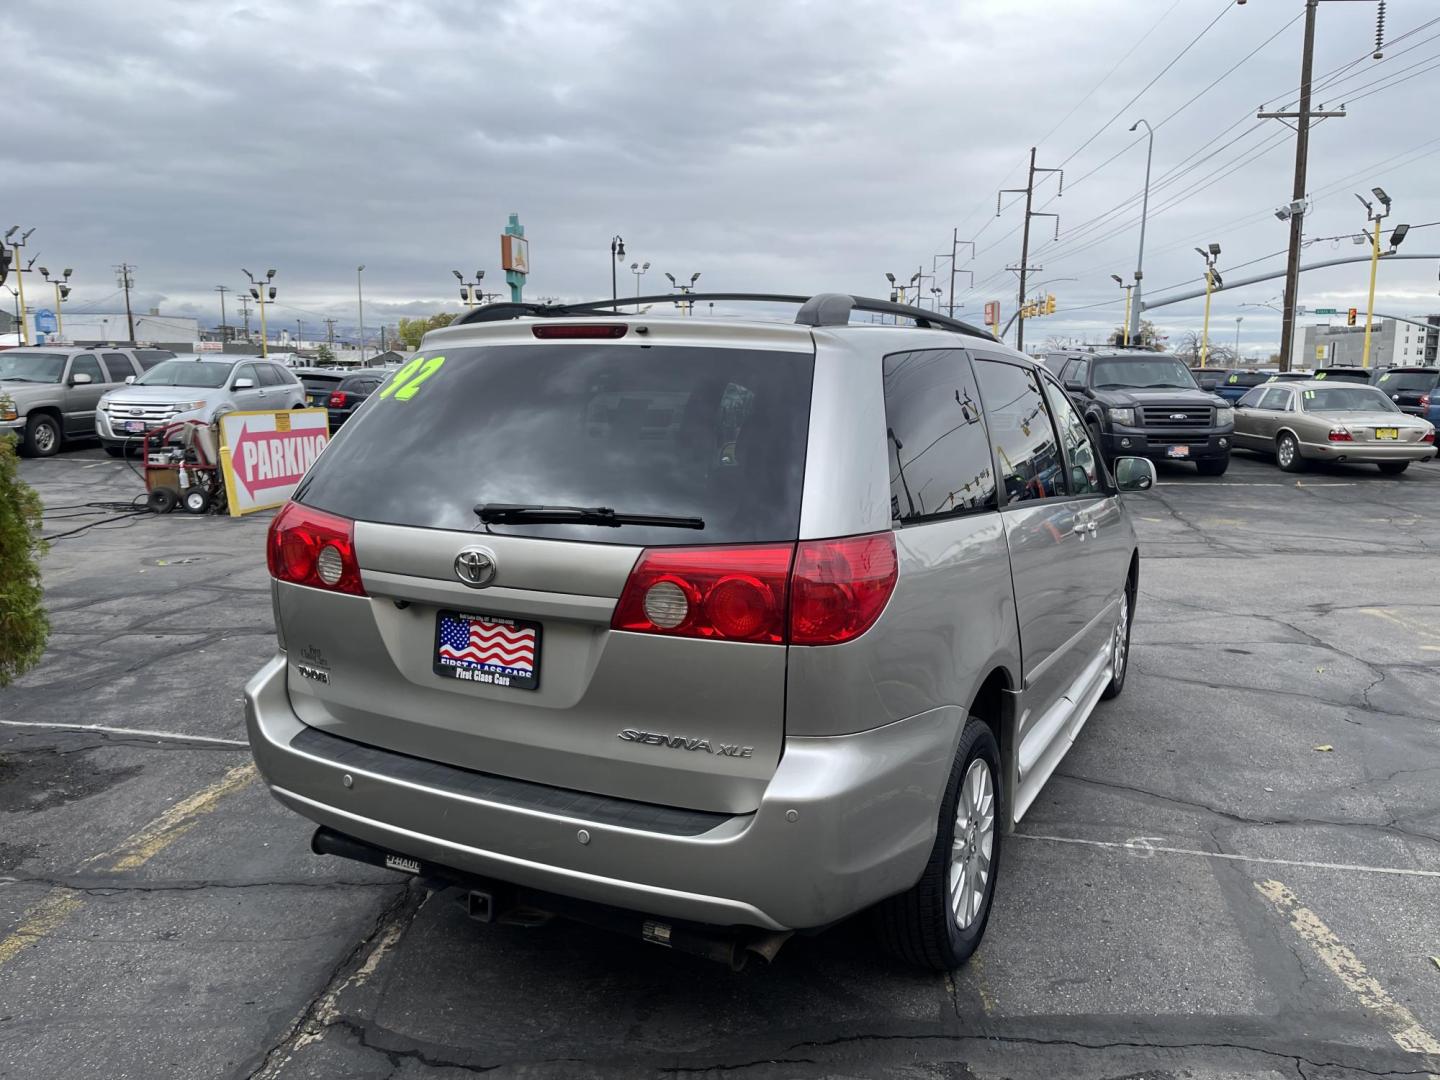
[1113,592,1130,681]
[948,758,996,930]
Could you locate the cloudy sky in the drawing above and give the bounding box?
[5,0,1439,355]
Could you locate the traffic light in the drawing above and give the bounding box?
[1347,307,1358,326]
[1046,293,1056,315]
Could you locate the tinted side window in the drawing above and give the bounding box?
[69,355,103,384]
[1258,388,1290,410]
[1067,358,1089,386]
[256,364,285,387]
[232,363,258,386]
[974,359,1068,504]
[101,353,135,381]
[882,349,996,524]
[1042,380,1101,495]
[1237,386,1267,408]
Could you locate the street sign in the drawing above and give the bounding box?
[501,212,528,302]
[1313,307,1337,315]
[218,408,330,516]
[983,300,1000,327]
[35,308,56,334]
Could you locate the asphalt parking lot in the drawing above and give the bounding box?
[2,446,1438,1080]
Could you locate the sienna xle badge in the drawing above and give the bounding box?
[245,290,1154,970]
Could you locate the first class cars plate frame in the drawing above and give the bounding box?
[432,609,542,691]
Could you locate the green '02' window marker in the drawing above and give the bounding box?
[379,355,446,401]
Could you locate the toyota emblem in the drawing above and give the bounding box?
[454,548,497,588]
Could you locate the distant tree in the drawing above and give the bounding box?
[1109,319,1162,348]
[314,344,336,365]
[0,432,48,687]
[397,313,457,350]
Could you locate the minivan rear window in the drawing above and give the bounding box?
[298,343,815,546]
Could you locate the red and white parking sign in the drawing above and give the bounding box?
[219,409,330,516]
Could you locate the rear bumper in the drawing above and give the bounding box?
[244,653,963,930]
[1298,439,1436,462]
[1103,429,1231,460]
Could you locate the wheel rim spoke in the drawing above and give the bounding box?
[950,757,996,931]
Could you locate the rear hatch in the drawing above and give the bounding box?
[298,372,344,408]
[1375,370,1439,414]
[277,325,815,814]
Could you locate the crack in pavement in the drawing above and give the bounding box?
[1051,772,1440,848]
[241,883,419,1080]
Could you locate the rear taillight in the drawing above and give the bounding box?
[790,533,898,645]
[612,544,792,644]
[267,502,366,596]
[1424,430,1435,443]
[1421,393,1431,408]
[1328,428,1353,442]
[327,390,348,408]
[610,532,898,646]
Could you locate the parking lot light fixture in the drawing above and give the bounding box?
[1197,245,1222,367]
[242,267,276,358]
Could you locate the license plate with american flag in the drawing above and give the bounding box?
[432,610,541,691]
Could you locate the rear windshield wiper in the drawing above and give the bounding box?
[474,503,704,530]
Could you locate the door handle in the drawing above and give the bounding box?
[1087,521,1098,533]
[1072,522,1089,535]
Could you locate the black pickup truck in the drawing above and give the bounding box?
[1048,351,1234,476]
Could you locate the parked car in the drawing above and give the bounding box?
[96,355,303,456]
[1232,380,1436,474]
[292,367,346,409]
[323,370,385,430]
[1204,368,1273,404]
[1372,365,1440,416]
[1056,350,1233,475]
[0,346,174,456]
[1263,371,1313,383]
[1311,365,1375,384]
[244,292,1157,971]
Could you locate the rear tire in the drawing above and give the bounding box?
[1377,461,1409,475]
[1276,432,1305,473]
[1195,454,1229,477]
[875,718,1002,971]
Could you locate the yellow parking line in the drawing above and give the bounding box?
[1361,608,1440,641]
[0,763,258,972]
[1255,880,1440,1057]
[0,893,85,970]
[87,763,257,871]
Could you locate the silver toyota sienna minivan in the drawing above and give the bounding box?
[244,293,1154,970]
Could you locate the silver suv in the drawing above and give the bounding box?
[244,293,1154,970]
[97,355,304,455]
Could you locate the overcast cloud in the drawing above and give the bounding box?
[5,0,1438,354]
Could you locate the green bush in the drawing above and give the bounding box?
[0,433,48,686]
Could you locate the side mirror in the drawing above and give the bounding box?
[70,372,93,386]
[1069,464,1091,492]
[124,375,136,384]
[1114,456,1157,492]
[1233,399,1248,409]
[233,378,255,389]
[1064,376,1085,391]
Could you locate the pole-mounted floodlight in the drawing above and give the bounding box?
[886,272,896,284]
[1389,223,1409,249]
[37,266,48,277]
[665,272,677,286]
[4,226,16,241]
[1208,242,1221,256]
[476,269,484,280]
[452,269,463,280]
[62,268,71,278]
[1111,274,1123,285]
[1195,247,1208,259]
[1372,187,1390,207]
[690,272,701,284]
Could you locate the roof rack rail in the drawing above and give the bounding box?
[451,291,998,342]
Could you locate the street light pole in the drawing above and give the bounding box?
[1196,244,1222,368]
[1358,188,1391,368]
[1129,119,1153,342]
[356,265,366,360]
[610,236,625,302]
[1234,315,1243,358]
[242,268,277,359]
[630,261,650,313]
[1112,274,1133,345]
[5,227,33,345]
[40,268,72,341]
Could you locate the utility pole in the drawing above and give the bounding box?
[998,148,1062,352]
[942,229,976,318]
[115,263,136,342]
[237,295,252,342]
[1259,0,1347,371]
[214,284,230,343]
[324,317,337,346]
[6,227,34,345]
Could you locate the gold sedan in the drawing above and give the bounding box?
[1232,380,1437,475]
